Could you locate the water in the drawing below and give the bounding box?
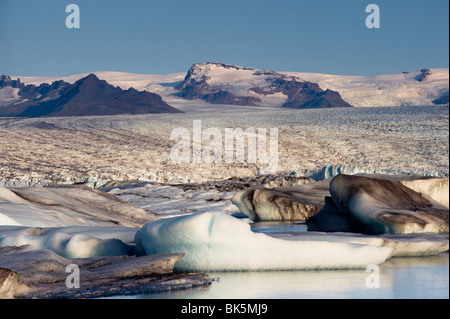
[114,222,449,299]
[116,254,448,299]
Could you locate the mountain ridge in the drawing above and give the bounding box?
[2,63,449,113]
[0,74,181,117]
[176,62,353,108]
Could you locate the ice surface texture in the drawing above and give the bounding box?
[0,185,156,228]
[136,212,393,271]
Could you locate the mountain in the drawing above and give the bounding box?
[176,62,353,109]
[433,91,449,105]
[283,68,449,107]
[0,74,181,117]
[3,64,449,111]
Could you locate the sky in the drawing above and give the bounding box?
[0,0,448,76]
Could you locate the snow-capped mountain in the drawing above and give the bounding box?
[0,74,181,117]
[283,68,449,107]
[176,62,353,108]
[176,63,448,108]
[2,63,448,115]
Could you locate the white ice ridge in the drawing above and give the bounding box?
[0,226,137,258]
[135,212,393,271]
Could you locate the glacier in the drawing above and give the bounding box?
[295,164,447,181]
[135,212,393,271]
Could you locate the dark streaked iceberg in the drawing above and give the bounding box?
[231,179,329,222]
[231,173,449,235]
[306,174,449,235]
[0,245,210,299]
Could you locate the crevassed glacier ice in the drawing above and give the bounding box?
[301,164,446,181]
[136,212,393,271]
[306,165,376,180]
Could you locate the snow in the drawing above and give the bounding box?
[182,63,289,107]
[136,212,394,271]
[282,68,449,107]
[0,87,20,107]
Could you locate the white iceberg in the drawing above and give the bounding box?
[0,227,136,259]
[136,212,393,271]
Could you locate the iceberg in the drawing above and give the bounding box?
[231,179,329,221]
[0,230,135,259]
[0,245,209,299]
[307,174,449,235]
[136,212,393,271]
[0,185,156,228]
[400,177,449,208]
[267,232,449,257]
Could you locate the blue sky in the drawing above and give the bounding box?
[0,0,448,76]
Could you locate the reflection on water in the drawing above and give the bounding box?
[130,253,448,299]
[250,221,308,234]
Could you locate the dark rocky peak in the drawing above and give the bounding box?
[253,70,279,77]
[0,73,181,117]
[70,74,121,99]
[49,80,71,90]
[432,91,449,105]
[416,68,432,82]
[75,73,111,88]
[0,75,25,89]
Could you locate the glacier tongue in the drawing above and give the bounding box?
[136,212,393,271]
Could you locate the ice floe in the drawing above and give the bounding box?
[0,185,156,227]
[0,245,209,299]
[136,212,394,271]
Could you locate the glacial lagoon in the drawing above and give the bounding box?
[115,223,449,299]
